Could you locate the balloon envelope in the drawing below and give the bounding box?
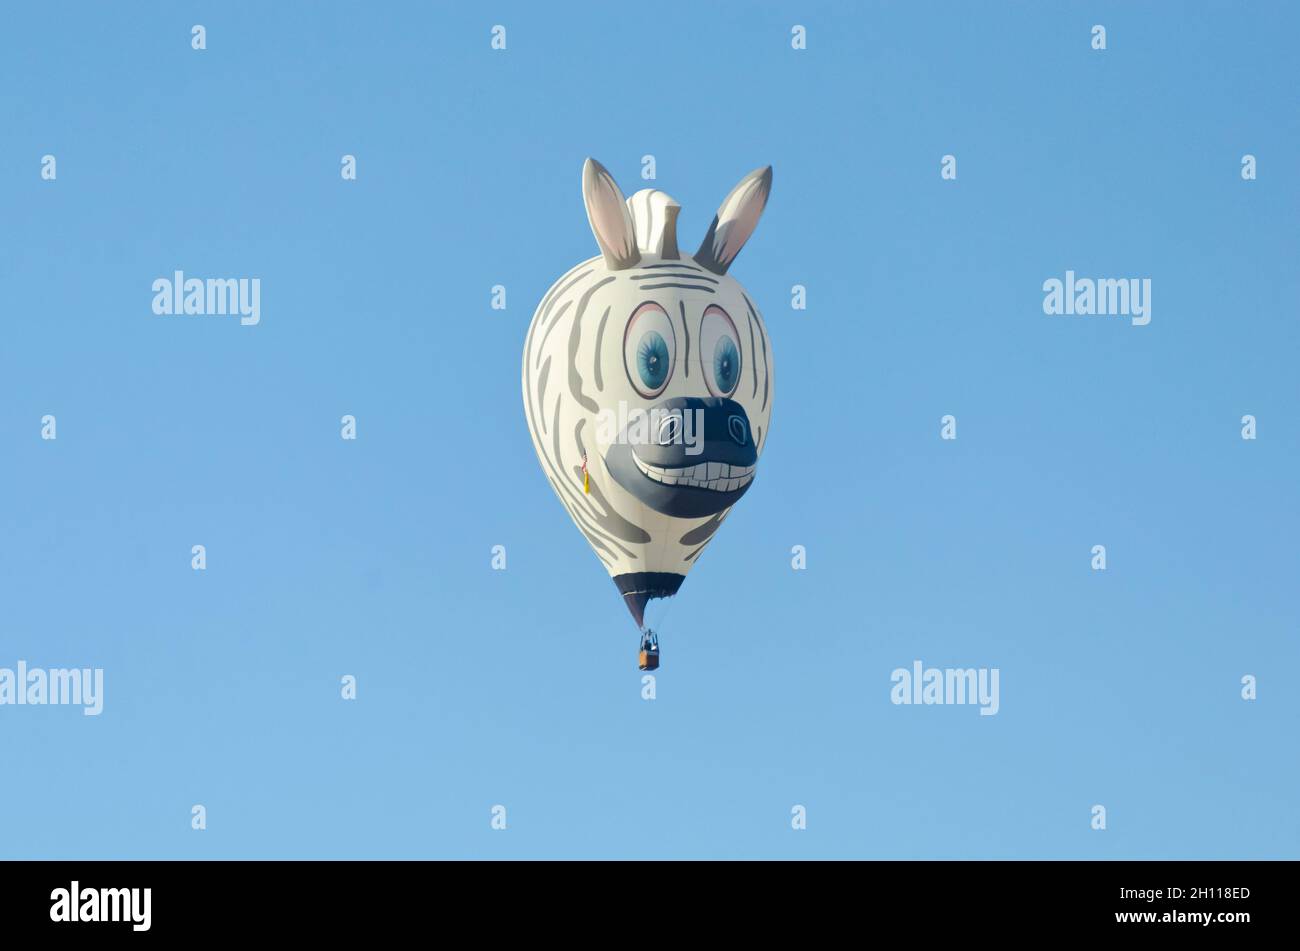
[522,160,775,630]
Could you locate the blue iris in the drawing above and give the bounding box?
[637,331,670,391]
[713,336,740,394]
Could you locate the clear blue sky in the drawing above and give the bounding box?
[1,1,1296,859]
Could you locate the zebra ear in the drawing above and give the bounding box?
[694,165,772,275]
[582,158,641,270]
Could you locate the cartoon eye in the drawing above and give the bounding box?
[698,305,742,397]
[623,302,676,398]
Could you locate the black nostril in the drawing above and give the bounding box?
[728,414,749,446]
[658,413,681,445]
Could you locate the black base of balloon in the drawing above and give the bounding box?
[613,572,684,627]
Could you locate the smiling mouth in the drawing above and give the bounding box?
[632,456,756,492]
[603,395,758,518]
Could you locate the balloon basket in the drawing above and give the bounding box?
[638,629,660,671]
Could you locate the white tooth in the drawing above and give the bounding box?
[707,462,722,480]
[724,478,738,491]
[662,476,676,486]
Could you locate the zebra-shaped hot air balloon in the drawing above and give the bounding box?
[522,158,774,663]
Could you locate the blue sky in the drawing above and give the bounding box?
[1,1,1296,859]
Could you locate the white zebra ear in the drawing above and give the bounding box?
[582,158,641,270]
[694,165,772,275]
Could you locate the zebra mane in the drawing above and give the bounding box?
[626,189,682,260]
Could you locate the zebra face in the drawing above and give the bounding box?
[596,262,769,520]
[522,159,774,599]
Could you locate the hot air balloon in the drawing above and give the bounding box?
[522,158,774,668]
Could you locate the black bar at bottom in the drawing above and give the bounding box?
[0,859,1285,938]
